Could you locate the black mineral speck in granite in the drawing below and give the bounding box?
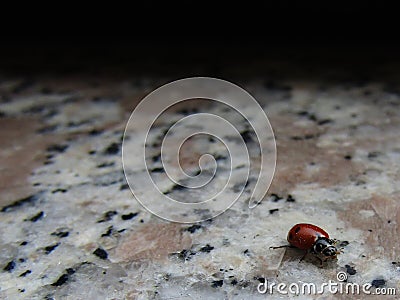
[297,111,309,116]
[211,280,223,288]
[308,114,317,122]
[345,265,357,275]
[20,241,28,246]
[339,241,349,247]
[178,108,199,115]
[1,194,38,212]
[214,154,228,161]
[163,183,185,195]
[191,169,201,176]
[43,109,58,119]
[199,244,214,253]
[186,224,202,233]
[240,130,255,143]
[304,134,317,139]
[37,124,58,134]
[46,144,68,153]
[121,212,139,220]
[286,194,295,202]
[3,260,15,272]
[44,294,55,300]
[371,279,386,288]
[317,119,333,125]
[66,268,75,275]
[222,238,230,246]
[174,249,196,261]
[51,188,67,194]
[151,141,161,148]
[104,142,120,155]
[97,162,115,168]
[23,104,46,114]
[19,270,32,277]
[150,167,164,173]
[67,120,90,128]
[271,193,283,202]
[232,180,249,193]
[231,279,238,285]
[44,243,60,254]
[152,154,161,162]
[88,150,96,155]
[344,155,352,160]
[97,210,118,223]
[51,274,69,287]
[255,277,265,283]
[368,151,380,159]
[243,249,249,255]
[93,248,108,259]
[88,129,103,136]
[101,226,113,237]
[93,172,123,187]
[119,183,129,190]
[51,230,69,238]
[28,211,44,222]
[269,208,279,214]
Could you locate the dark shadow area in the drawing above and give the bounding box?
[1,40,400,80]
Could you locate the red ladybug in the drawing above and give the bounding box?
[271,223,340,264]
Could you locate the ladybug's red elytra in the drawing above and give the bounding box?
[270,223,340,264]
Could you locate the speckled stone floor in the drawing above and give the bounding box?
[1,62,400,299]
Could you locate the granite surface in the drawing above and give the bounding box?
[0,71,400,299]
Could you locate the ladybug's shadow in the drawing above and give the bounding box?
[280,248,338,269]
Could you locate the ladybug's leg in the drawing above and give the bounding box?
[299,250,308,262]
[270,245,296,249]
[317,256,323,266]
[332,239,345,253]
[326,255,337,261]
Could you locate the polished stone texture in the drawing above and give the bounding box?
[1,69,399,299]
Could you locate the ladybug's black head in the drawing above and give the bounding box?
[313,237,339,257]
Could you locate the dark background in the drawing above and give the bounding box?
[1,2,399,78]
